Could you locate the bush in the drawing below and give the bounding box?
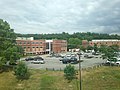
[64,64,76,82]
[14,61,30,80]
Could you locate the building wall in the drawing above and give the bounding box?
[52,40,67,53]
[82,40,89,48]
[16,38,67,55]
[16,40,46,54]
[89,40,120,47]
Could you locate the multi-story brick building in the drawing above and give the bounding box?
[16,37,67,55]
[89,40,120,47]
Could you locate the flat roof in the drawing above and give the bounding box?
[92,40,120,42]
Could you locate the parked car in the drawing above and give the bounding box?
[9,61,18,65]
[62,56,78,64]
[34,56,44,60]
[31,59,45,64]
[115,58,120,65]
[7,60,19,65]
[25,57,34,61]
[70,57,78,64]
[84,54,94,58]
[116,60,120,65]
[106,57,117,65]
[31,56,45,64]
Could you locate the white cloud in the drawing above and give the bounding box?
[0,0,120,34]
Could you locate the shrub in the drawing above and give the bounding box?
[64,64,76,82]
[14,61,30,80]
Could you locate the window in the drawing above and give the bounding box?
[27,42,30,44]
[36,42,39,44]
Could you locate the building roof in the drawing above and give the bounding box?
[16,37,34,40]
[92,39,120,42]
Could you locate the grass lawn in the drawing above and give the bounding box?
[0,66,120,90]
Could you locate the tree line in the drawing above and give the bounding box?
[17,31,120,49]
[17,32,120,41]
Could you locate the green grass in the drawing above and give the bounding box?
[0,66,120,90]
[82,66,120,90]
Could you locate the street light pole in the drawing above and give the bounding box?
[78,53,82,90]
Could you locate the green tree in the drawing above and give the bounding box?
[93,44,98,53]
[14,61,30,80]
[68,38,82,49]
[100,45,118,66]
[80,46,86,52]
[64,64,76,82]
[86,45,93,50]
[0,19,20,69]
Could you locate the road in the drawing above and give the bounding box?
[21,54,106,70]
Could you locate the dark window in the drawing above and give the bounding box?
[32,42,35,44]
[27,42,30,44]
[36,42,39,44]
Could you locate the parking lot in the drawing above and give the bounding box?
[21,53,106,70]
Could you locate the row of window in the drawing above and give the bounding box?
[91,42,120,45]
[17,42,67,45]
[18,42,43,44]
[24,47,43,48]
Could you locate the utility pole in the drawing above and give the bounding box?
[78,53,82,90]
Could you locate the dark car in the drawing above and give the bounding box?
[7,60,18,65]
[25,57,34,61]
[34,56,44,60]
[84,54,94,58]
[62,57,78,64]
[62,57,70,64]
[70,57,78,64]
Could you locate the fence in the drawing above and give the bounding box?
[44,63,120,71]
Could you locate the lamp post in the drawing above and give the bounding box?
[77,53,82,90]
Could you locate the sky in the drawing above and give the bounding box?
[0,0,120,34]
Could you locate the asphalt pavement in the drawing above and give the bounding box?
[21,54,106,70]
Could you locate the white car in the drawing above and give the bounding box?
[106,60,115,64]
[31,59,45,64]
[116,60,120,65]
[115,58,120,65]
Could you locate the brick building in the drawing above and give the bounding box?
[16,37,67,55]
[89,40,120,47]
[82,40,89,48]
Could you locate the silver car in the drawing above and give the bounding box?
[31,59,45,64]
